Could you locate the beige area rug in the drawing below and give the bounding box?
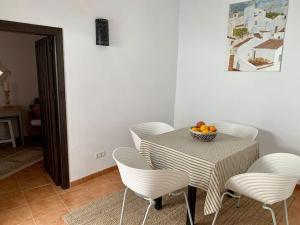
[64,189,294,225]
[0,146,43,179]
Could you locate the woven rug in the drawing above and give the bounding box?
[0,146,43,179]
[64,189,294,225]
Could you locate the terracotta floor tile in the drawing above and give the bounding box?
[28,195,67,217]
[0,205,32,225]
[0,176,18,186]
[17,218,36,225]
[51,184,63,193]
[24,184,56,202]
[103,169,120,178]
[84,175,112,186]
[0,191,27,211]
[14,163,46,178]
[34,208,68,225]
[0,185,20,196]
[15,168,51,184]
[60,188,95,210]
[0,177,20,195]
[18,175,51,191]
[104,171,122,182]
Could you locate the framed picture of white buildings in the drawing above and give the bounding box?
[226,0,289,72]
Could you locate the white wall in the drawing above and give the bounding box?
[175,0,300,156]
[0,0,179,181]
[0,31,41,137]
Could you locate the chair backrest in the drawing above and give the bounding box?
[113,147,151,170]
[112,147,189,199]
[129,122,175,150]
[214,121,258,141]
[248,153,300,179]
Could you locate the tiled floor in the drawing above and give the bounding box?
[0,161,123,225]
[0,161,299,225]
[0,144,43,180]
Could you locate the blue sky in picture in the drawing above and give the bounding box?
[230,0,289,15]
[256,0,288,11]
[229,1,253,15]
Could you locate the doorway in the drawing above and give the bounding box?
[0,20,69,189]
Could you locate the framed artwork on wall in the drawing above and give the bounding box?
[226,0,289,72]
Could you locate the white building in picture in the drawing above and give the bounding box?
[226,0,289,72]
[254,39,283,62]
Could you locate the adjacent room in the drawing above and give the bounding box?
[0,31,44,179]
[0,0,299,225]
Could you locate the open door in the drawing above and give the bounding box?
[0,20,69,189]
[35,36,66,187]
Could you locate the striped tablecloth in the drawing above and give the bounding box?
[139,128,259,215]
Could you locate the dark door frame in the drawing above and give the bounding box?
[0,20,69,189]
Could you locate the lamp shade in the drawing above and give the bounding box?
[0,62,10,81]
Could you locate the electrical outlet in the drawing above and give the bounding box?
[95,151,106,159]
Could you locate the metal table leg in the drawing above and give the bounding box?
[154,197,162,210]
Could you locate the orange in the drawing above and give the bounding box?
[202,130,209,134]
[191,127,198,132]
[200,125,208,132]
[209,126,217,132]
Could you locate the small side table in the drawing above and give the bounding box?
[0,105,24,146]
[0,119,16,148]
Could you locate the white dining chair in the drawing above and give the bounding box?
[129,122,175,150]
[212,153,300,225]
[112,147,193,225]
[214,121,258,141]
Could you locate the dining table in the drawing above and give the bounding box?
[139,127,259,225]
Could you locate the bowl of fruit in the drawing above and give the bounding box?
[190,121,217,142]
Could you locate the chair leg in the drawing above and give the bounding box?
[236,195,241,208]
[212,210,220,225]
[284,200,289,225]
[119,188,128,225]
[141,200,155,225]
[212,192,226,225]
[183,192,194,225]
[212,192,240,225]
[263,204,277,225]
[7,120,16,148]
